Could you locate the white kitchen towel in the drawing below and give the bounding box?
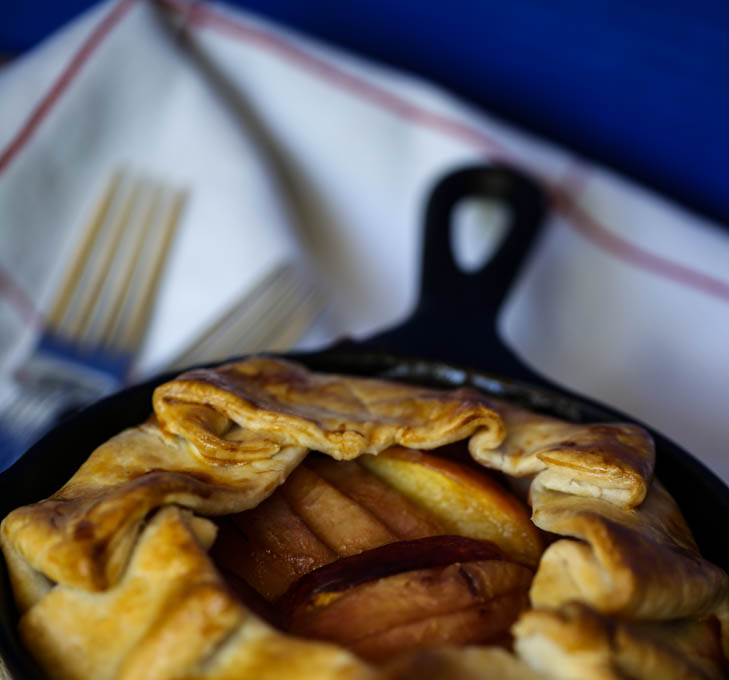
[0,0,727,481]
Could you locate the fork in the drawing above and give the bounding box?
[0,169,186,464]
[165,260,325,372]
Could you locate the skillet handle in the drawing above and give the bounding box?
[369,164,549,381]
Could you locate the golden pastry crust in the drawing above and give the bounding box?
[528,481,729,621]
[513,602,727,680]
[470,399,655,507]
[1,357,728,680]
[0,421,307,595]
[154,357,506,461]
[17,506,375,680]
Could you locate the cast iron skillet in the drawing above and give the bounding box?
[1,165,728,679]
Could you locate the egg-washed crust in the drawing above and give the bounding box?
[153,357,506,461]
[1,358,504,598]
[0,422,307,598]
[469,399,655,508]
[14,505,544,680]
[528,481,729,622]
[513,602,728,680]
[1,357,728,680]
[16,506,377,680]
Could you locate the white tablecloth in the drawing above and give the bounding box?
[0,0,727,481]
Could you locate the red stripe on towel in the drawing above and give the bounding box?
[0,0,138,324]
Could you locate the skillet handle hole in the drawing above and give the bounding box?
[450,197,512,275]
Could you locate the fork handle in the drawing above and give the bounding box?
[35,333,133,383]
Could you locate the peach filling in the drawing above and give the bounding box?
[209,449,542,662]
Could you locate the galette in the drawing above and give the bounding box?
[1,357,727,679]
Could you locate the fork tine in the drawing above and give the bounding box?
[40,168,186,362]
[115,187,187,353]
[0,170,187,463]
[167,262,291,369]
[227,282,316,355]
[166,262,323,369]
[197,264,299,352]
[259,286,323,352]
[13,385,61,431]
[60,173,143,342]
[169,264,324,368]
[215,270,304,352]
[96,181,164,346]
[3,389,35,425]
[45,169,124,332]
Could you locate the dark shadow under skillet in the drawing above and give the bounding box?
[2,166,728,679]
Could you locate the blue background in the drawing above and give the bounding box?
[2,0,728,227]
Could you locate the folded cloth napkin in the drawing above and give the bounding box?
[0,0,728,483]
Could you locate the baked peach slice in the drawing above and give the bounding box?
[306,455,443,540]
[279,464,397,556]
[213,459,444,600]
[359,447,543,565]
[212,492,337,600]
[284,536,532,663]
